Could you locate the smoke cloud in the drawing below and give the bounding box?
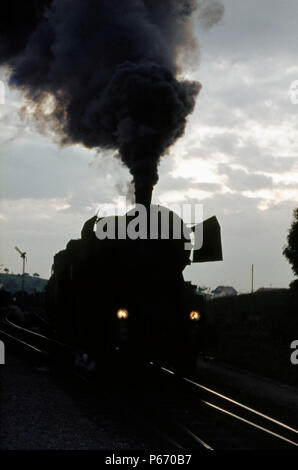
[0,0,222,202]
[197,0,225,29]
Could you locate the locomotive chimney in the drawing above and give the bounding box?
[134,181,152,207]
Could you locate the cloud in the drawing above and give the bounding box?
[157,173,222,194]
[198,0,298,61]
[0,197,90,277]
[217,163,273,191]
[1,1,297,292]
[1,126,131,208]
[184,192,295,291]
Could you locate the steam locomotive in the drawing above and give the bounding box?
[46,202,222,372]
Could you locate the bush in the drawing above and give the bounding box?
[205,290,298,385]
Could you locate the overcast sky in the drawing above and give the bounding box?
[1,0,298,292]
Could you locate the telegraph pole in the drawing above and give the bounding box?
[251,264,254,293]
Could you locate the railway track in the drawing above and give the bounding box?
[1,316,297,450]
[157,365,298,449]
[0,317,210,450]
[0,316,75,363]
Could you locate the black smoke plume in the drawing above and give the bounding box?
[0,1,205,203]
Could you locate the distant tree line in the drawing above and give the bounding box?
[283,207,298,290]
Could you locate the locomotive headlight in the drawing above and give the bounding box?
[116,308,129,320]
[189,310,200,321]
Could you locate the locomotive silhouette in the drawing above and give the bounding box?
[46,201,222,371]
